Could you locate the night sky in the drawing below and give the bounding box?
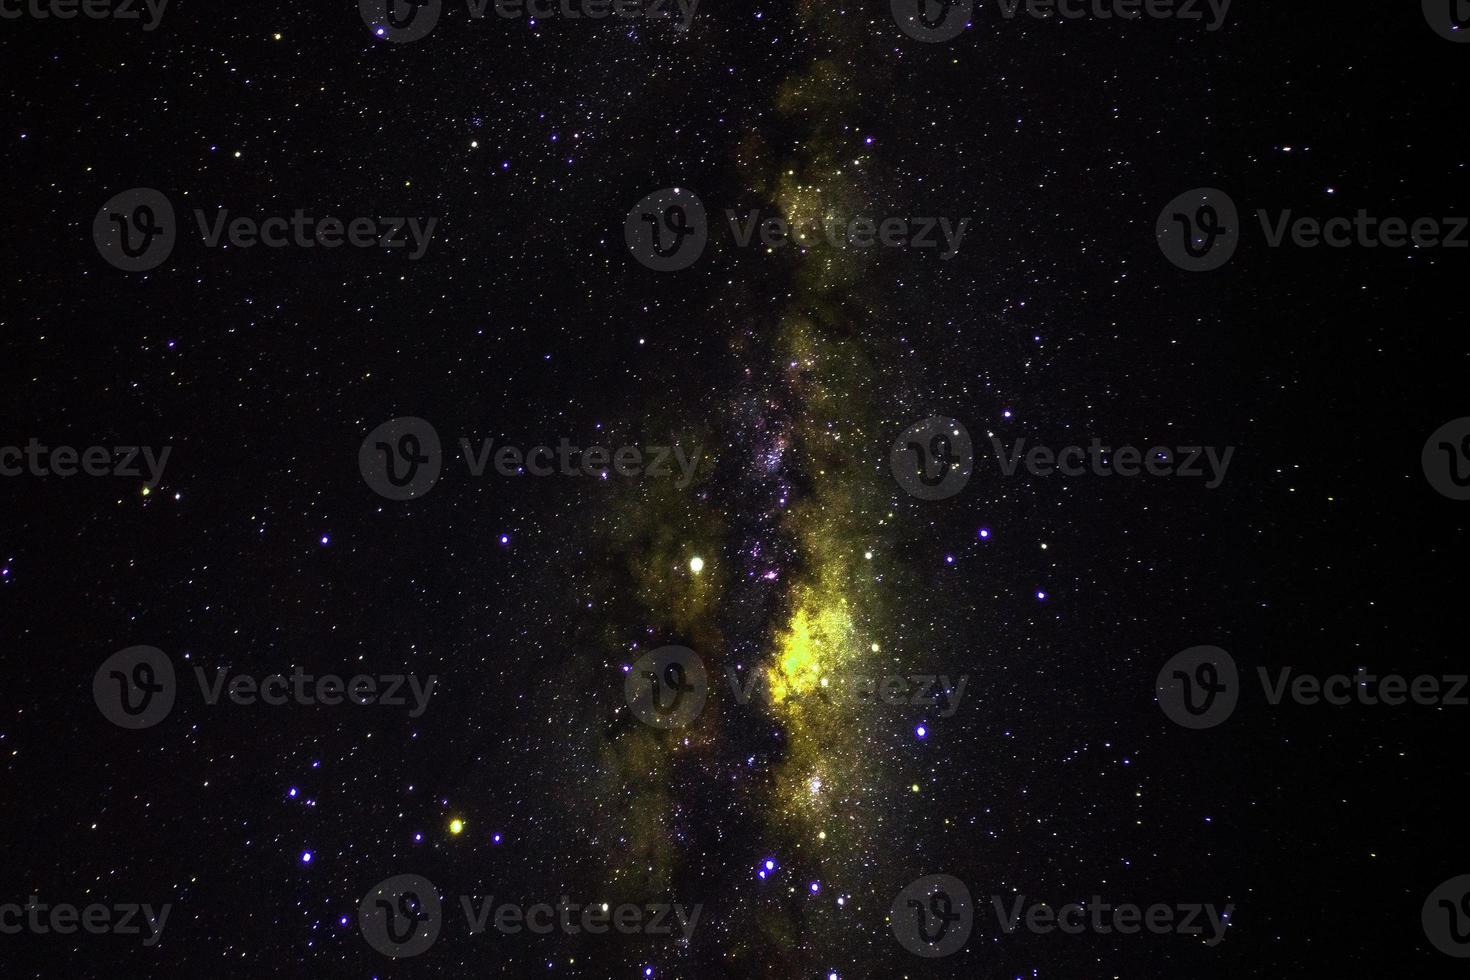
[3,1,1469,977]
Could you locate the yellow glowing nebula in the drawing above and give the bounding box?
[449,818,464,835]
[767,600,854,702]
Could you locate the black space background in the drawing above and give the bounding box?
[1,1,1467,978]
